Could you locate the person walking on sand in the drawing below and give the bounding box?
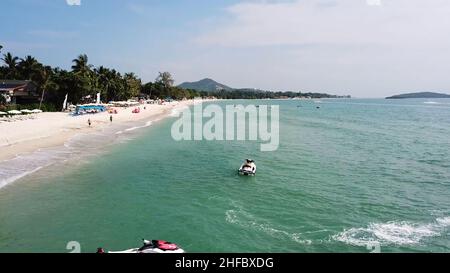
[88,118,91,127]
[110,115,113,123]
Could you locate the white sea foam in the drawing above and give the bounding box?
[332,217,450,246]
[1,111,172,190]
[0,114,164,190]
[225,206,312,245]
[436,217,450,225]
[0,149,64,189]
[0,130,119,189]
[120,121,153,133]
[170,106,189,117]
[423,101,450,105]
[0,166,44,189]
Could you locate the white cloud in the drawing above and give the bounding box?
[66,0,81,6]
[196,0,450,49]
[188,0,450,97]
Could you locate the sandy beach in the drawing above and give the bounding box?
[0,100,203,162]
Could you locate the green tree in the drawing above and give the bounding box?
[49,69,79,106]
[1,52,19,78]
[71,54,94,101]
[94,66,112,102]
[123,72,141,100]
[38,66,58,110]
[156,72,174,89]
[142,82,154,97]
[71,54,92,75]
[18,55,42,81]
[154,72,175,99]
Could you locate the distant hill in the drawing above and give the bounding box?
[178,78,233,92]
[178,78,350,99]
[386,92,450,99]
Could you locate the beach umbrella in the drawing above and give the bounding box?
[21,109,32,114]
[8,110,22,115]
[31,109,43,113]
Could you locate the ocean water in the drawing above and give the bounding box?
[0,99,449,253]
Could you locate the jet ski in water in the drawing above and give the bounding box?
[238,159,256,176]
[98,239,185,254]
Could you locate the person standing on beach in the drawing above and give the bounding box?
[110,115,113,123]
[88,118,91,127]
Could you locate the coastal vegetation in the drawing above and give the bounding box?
[386,92,450,99]
[0,46,202,112]
[198,89,350,100]
[178,78,351,99]
[1,46,348,112]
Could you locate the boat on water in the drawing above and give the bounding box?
[238,159,256,176]
[97,239,185,254]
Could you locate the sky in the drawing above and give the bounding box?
[1,0,450,98]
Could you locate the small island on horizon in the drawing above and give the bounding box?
[386,92,450,99]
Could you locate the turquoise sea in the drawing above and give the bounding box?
[0,99,449,253]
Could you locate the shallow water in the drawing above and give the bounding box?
[0,99,449,253]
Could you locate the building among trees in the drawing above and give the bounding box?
[0,80,39,104]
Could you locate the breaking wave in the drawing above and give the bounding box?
[116,121,153,135]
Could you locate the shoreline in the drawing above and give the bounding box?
[0,99,206,163]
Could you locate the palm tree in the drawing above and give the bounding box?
[2,52,19,79]
[2,52,19,69]
[95,66,112,98]
[38,66,56,110]
[19,55,40,80]
[2,52,20,78]
[71,54,92,74]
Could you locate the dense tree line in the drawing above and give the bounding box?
[0,50,144,110]
[195,89,350,100]
[1,45,348,111]
[0,47,201,111]
[141,72,201,100]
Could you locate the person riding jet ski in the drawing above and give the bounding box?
[238,159,256,176]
